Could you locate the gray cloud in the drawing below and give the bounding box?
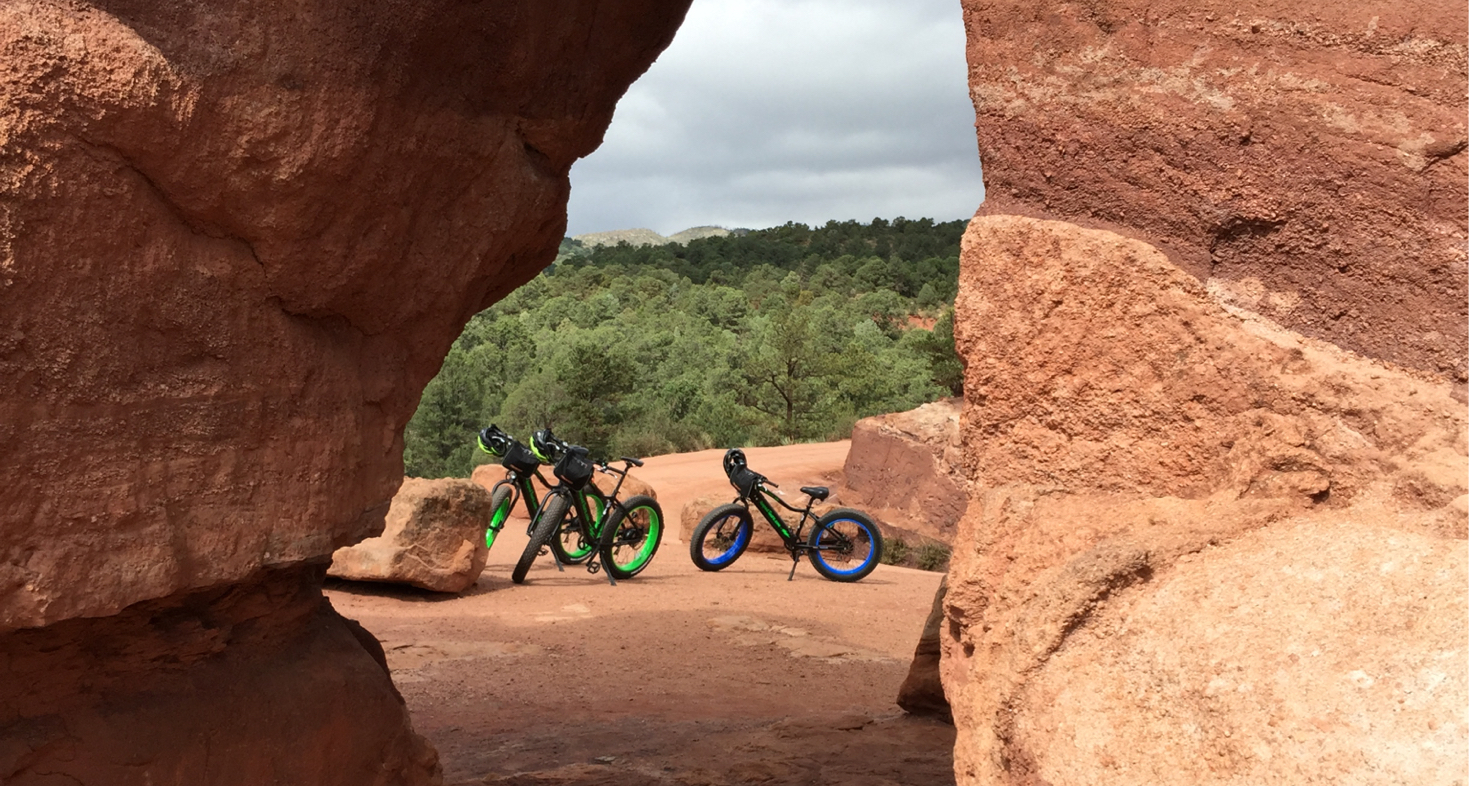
[566,0,985,236]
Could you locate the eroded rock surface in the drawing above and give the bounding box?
[0,566,440,785]
[897,575,951,721]
[964,0,1468,378]
[844,399,965,544]
[941,215,1467,785]
[1,0,690,781]
[329,478,494,593]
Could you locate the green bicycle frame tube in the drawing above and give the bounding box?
[749,488,794,542]
[517,475,541,519]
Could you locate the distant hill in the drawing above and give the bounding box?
[573,225,732,248]
[667,226,731,244]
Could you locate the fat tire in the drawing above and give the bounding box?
[486,483,514,551]
[550,487,606,565]
[598,495,663,580]
[689,503,754,572]
[806,508,882,583]
[512,493,570,584]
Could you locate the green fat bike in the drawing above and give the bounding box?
[476,425,604,562]
[511,427,663,585]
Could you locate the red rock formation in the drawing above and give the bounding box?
[0,0,690,781]
[964,0,1468,379]
[896,575,951,721]
[329,478,495,594]
[941,215,1467,785]
[843,399,965,544]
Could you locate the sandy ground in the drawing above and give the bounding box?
[326,442,954,785]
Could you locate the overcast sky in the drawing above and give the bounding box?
[565,0,985,237]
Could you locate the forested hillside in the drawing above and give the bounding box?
[404,217,966,478]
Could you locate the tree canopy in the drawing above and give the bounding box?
[404,217,966,478]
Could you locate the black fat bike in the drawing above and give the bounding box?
[511,428,663,585]
[689,448,883,582]
[476,425,604,559]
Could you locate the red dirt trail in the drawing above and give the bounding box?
[326,442,954,785]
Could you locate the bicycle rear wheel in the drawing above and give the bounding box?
[689,503,753,572]
[513,493,570,584]
[806,509,882,582]
[598,495,663,580]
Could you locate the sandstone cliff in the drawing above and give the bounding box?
[964,0,1468,379]
[941,215,1466,785]
[943,3,1469,779]
[0,1,690,782]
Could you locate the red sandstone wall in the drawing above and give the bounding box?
[0,1,690,781]
[964,0,1468,378]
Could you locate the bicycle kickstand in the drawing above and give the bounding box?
[787,554,801,581]
[587,556,617,587]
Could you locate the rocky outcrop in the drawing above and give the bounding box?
[0,566,439,785]
[940,215,1467,785]
[896,575,950,722]
[1,0,690,780]
[843,399,965,544]
[964,0,1468,379]
[329,478,494,593]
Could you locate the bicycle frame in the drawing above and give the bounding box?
[734,479,862,580]
[531,460,634,585]
[739,483,817,553]
[491,465,554,533]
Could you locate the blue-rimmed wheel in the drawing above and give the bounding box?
[806,509,882,582]
[690,503,754,572]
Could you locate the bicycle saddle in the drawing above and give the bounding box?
[800,486,830,502]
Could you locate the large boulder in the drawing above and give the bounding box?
[844,399,965,544]
[329,478,494,593]
[940,215,1467,785]
[964,0,1467,379]
[0,0,691,781]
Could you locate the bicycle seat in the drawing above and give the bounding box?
[800,486,830,502]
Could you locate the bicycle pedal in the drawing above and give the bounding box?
[587,559,601,574]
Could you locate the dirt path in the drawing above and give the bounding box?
[326,442,953,785]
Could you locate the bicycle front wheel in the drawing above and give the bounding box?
[689,503,753,572]
[550,487,606,565]
[513,493,570,584]
[806,509,882,582]
[598,495,663,580]
[486,483,514,551]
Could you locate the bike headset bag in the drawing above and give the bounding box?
[730,466,761,499]
[501,442,542,475]
[554,447,596,490]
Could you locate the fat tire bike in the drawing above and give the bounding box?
[689,448,883,582]
[511,429,663,585]
[477,425,604,559]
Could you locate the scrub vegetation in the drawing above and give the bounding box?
[404,217,966,478]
